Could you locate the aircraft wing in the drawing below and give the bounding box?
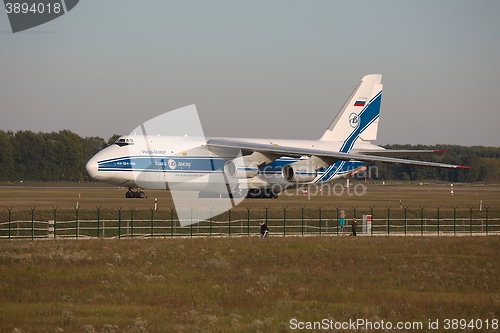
[206,138,470,169]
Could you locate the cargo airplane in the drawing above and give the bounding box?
[86,74,469,199]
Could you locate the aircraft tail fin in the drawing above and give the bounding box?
[320,74,382,151]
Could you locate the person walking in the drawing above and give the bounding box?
[351,218,357,236]
[339,209,346,233]
[259,221,269,238]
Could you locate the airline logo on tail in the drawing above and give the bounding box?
[349,113,359,128]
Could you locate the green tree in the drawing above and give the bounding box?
[0,131,15,181]
[107,134,121,146]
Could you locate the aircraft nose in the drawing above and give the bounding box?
[85,156,99,180]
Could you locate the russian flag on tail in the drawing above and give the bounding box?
[354,98,366,107]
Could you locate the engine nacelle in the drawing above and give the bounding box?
[224,159,259,179]
[224,152,277,179]
[282,156,330,183]
[282,164,317,183]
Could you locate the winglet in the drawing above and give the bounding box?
[456,165,472,170]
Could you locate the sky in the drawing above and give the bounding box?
[1,1,499,146]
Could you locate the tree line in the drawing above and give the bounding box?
[0,130,498,183]
[0,130,119,182]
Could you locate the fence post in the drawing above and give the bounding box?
[228,209,232,236]
[246,207,251,236]
[171,207,175,237]
[150,208,154,237]
[318,206,323,236]
[130,208,134,238]
[469,207,473,235]
[300,206,305,236]
[208,207,213,236]
[96,206,101,238]
[436,206,441,236]
[118,208,122,239]
[74,206,79,239]
[485,207,489,235]
[452,206,457,235]
[420,207,424,236]
[403,207,407,236]
[190,207,194,237]
[102,211,106,238]
[335,206,340,236]
[30,206,35,240]
[369,206,374,236]
[386,206,391,235]
[282,206,287,236]
[7,207,13,240]
[52,206,57,239]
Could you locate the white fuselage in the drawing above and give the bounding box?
[86,135,381,193]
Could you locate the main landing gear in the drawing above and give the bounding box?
[125,189,146,198]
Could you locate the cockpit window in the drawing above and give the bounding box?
[114,138,135,147]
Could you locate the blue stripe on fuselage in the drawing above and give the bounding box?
[97,156,226,172]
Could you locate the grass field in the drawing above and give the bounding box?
[1,181,500,212]
[0,237,499,332]
[0,183,499,332]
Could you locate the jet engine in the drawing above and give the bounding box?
[224,152,276,179]
[224,158,259,179]
[282,156,330,183]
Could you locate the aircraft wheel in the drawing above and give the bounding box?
[139,191,146,198]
